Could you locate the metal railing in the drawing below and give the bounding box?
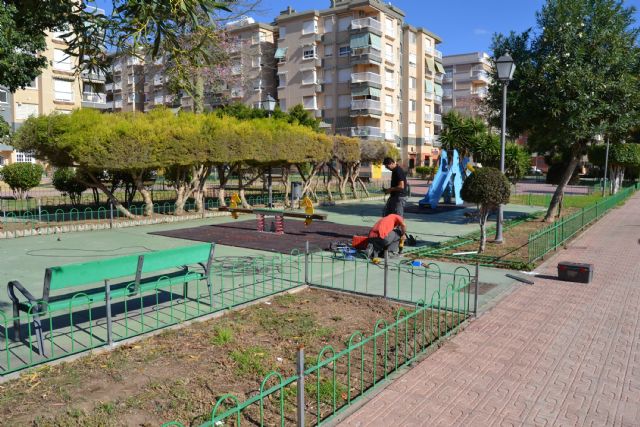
[350,126,382,139]
[82,92,106,103]
[528,184,638,263]
[162,258,473,427]
[351,99,381,111]
[424,112,434,121]
[351,17,382,32]
[351,72,381,84]
[434,114,442,123]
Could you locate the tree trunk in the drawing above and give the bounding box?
[193,164,213,213]
[81,171,135,218]
[544,145,582,222]
[478,209,489,253]
[133,171,154,216]
[282,166,291,207]
[193,76,205,114]
[216,165,231,207]
[357,178,370,197]
[611,165,624,194]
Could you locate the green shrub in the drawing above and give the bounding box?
[52,167,87,206]
[0,162,43,199]
[415,166,434,180]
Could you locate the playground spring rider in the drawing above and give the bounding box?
[418,149,474,209]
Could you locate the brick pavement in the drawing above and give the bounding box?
[340,194,640,427]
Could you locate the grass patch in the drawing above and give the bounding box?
[230,346,271,376]
[210,326,234,345]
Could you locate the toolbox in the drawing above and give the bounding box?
[557,262,593,284]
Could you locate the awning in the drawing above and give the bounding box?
[425,57,435,73]
[434,84,443,96]
[352,87,381,97]
[370,34,382,49]
[274,47,288,59]
[425,80,434,93]
[435,61,445,74]
[350,33,369,49]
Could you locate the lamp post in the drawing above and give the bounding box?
[494,53,516,244]
[263,95,277,207]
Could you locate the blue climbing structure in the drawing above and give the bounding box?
[419,149,468,209]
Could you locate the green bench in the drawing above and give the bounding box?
[8,243,215,356]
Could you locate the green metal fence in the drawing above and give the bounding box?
[528,184,638,263]
[0,254,303,376]
[162,269,471,427]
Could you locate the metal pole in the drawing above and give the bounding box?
[474,261,480,316]
[109,202,114,229]
[296,346,305,427]
[105,279,113,346]
[268,167,273,208]
[37,198,42,223]
[304,241,309,285]
[602,137,610,197]
[383,249,389,298]
[495,82,508,243]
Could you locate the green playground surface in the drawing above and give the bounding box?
[0,197,542,376]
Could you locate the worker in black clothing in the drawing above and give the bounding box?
[382,157,408,217]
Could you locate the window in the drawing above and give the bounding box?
[279,99,286,111]
[277,73,286,87]
[53,79,73,101]
[385,70,394,87]
[231,62,242,75]
[339,46,350,57]
[253,79,263,91]
[15,152,36,163]
[424,104,431,113]
[252,56,262,68]
[385,120,394,140]
[409,99,416,111]
[279,26,286,39]
[302,20,317,35]
[302,70,316,85]
[324,17,334,33]
[323,71,333,84]
[251,32,266,44]
[0,89,7,103]
[51,26,70,42]
[303,46,316,59]
[385,44,393,62]
[324,95,333,109]
[338,68,351,82]
[338,16,351,32]
[385,95,393,114]
[409,32,417,44]
[338,95,350,108]
[53,49,72,71]
[424,126,431,136]
[408,122,416,135]
[409,53,417,67]
[385,17,395,36]
[324,46,334,57]
[128,93,136,103]
[274,47,288,63]
[127,74,134,84]
[16,103,38,120]
[409,77,416,89]
[303,95,317,110]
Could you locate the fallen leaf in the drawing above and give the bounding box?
[341,393,348,400]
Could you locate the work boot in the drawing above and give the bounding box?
[364,243,374,259]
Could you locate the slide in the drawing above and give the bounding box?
[419,149,467,208]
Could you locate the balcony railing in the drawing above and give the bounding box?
[424,135,434,144]
[443,89,453,98]
[424,112,434,122]
[351,17,382,32]
[472,88,489,97]
[434,95,442,103]
[434,49,442,59]
[434,114,442,123]
[471,70,491,82]
[105,82,122,91]
[82,93,106,103]
[154,97,164,104]
[81,70,106,82]
[350,126,383,139]
[351,72,382,84]
[435,74,443,83]
[114,100,123,108]
[351,99,381,111]
[351,46,383,64]
[425,46,435,56]
[424,92,434,101]
[443,74,453,82]
[432,136,442,147]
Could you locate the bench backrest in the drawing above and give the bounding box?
[141,244,213,273]
[43,244,214,300]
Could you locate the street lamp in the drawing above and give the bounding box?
[494,53,516,244]
[263,95,277,207]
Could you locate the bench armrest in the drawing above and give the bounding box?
[8,280,39,309]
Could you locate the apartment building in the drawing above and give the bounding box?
[225,17,278,109]
[442,52,492,119]
[274,0,443,170]
[106,54,145,112]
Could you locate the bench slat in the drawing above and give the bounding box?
[47,255,141,291]
[141,244,212,273]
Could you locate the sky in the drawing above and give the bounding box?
[93,0,640,55]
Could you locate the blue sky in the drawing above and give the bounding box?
[94,0,640,55]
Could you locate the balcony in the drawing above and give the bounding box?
[105,82,122,92]
[351,46,382,65]
[434,74,443,83]
[81,70,106,82]
[423,135,434,144]
[424,46,435,56]
[424,92,434,101]
[351,72,382,88]
[434,95,442,104]
[114,100,123,109]
[351,17,382,35]
[154,96,164,104]
[471,70,491,83]
[81,92,108,109]
[443,89,453,99]
[443,74,453,83]
[350,99,382,116]
[424,112,433,122]
[350,126,383,139]
[434,49,442,59]
[434,114,442,124]
[472,87,489,97]
[112,65,122,73]
[432,136,442,147]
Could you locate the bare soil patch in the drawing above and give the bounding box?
[0,288,454,426]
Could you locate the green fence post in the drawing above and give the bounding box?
[554,223,558,250]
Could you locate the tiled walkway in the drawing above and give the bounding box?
[341,194,640,426]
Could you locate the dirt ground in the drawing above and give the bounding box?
[0,288,454,426]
